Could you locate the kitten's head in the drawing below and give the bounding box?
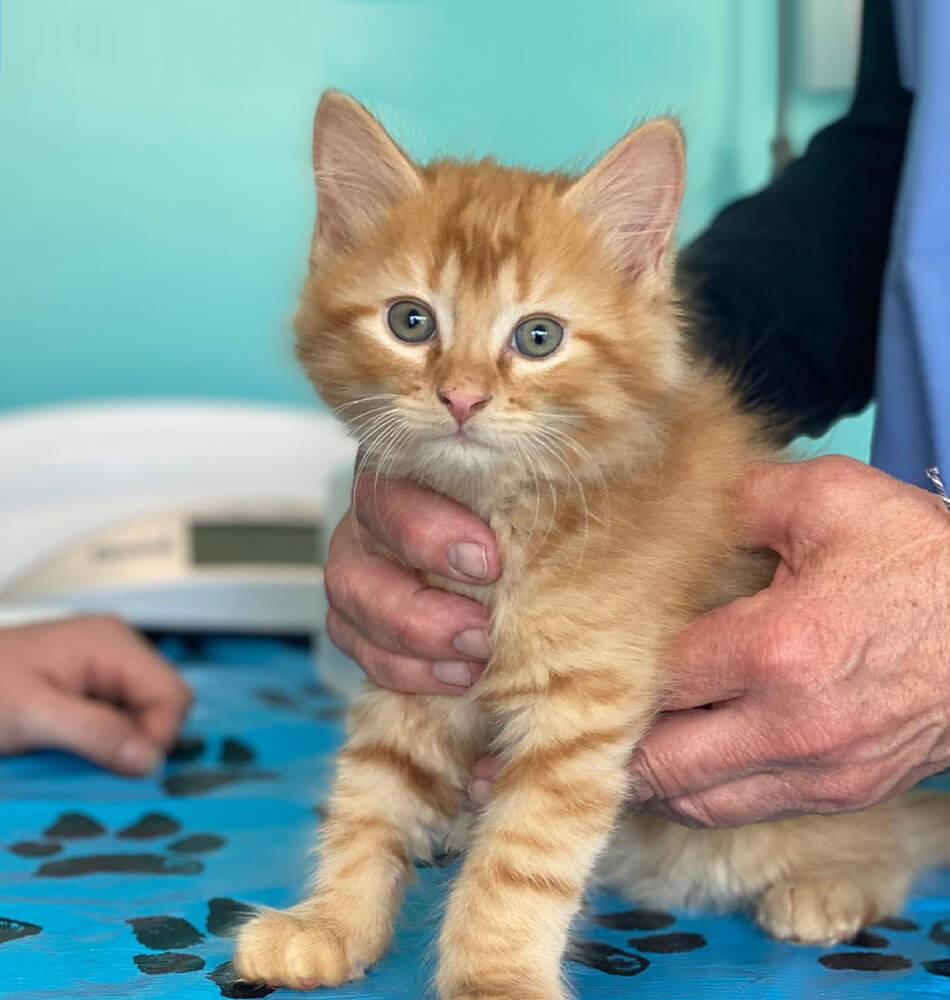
[295,91,686,490]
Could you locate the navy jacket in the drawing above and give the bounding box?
[678,0,912,441]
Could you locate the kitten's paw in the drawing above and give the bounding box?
[756,877,872,946]
[233,908,365,990]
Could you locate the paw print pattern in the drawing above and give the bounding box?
[128,897,271,998]
[163,735,277,796]
[818,919,916,973]
[579,904,950,981]
[7,810,225,878]
[571,907,704,979]
[254,680,347,723]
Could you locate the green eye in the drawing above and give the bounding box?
[512,316,564,358]
[388,299,436,343]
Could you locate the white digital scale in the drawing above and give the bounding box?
[0,402,356,636]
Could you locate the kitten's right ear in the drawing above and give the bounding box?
[310,90,420,263]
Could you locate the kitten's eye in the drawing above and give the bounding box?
[388,299,436,343]
[512,316,564,359]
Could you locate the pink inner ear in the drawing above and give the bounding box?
[566,121,685,280]
[310,92,420,258]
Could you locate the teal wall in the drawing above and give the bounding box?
[0,1,870,457]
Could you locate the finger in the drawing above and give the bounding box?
[651,756,924,829]
[326,608,483,695]
[353,475,501,584]
[468,754,504,806]
[638,726,941,829]
[72,617,192,751]
[643,772,810,829]
[22,686,163,776]
[659,597,766,711]
[327,518,491,662]
[629,704,779,802]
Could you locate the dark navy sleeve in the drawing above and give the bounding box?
[677,0,912,441]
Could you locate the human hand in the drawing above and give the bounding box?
[324,474,501,694]
[629,456,950,827]
[0,615,191,776]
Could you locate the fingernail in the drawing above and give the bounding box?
[469,778,493,805]
[117,737,161,775]
[433,660,472,687]
[453,628,491,660]
[446,542,488,580]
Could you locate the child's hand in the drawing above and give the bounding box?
[0,615,191,775]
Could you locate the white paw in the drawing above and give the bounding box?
[757,878,870,946]
[233,908,365,990]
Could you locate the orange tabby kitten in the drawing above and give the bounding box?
[233,91,950,997]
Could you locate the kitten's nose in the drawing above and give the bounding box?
[438,388,492,427]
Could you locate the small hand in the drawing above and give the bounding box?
[324,474,501,693]
[0,615,192,775]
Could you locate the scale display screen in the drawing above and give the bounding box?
[191,521,320,566]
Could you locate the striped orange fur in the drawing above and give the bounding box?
[232,91,950,998]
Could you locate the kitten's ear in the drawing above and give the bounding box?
[310,90,421,263]
[564,118,685,284]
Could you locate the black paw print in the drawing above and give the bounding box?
[8,809,225,878]
[822,916,950,978]
[254,679,347,723]
[163,735,277,796]
[568,906,681,979]
[128,897,272,998]
[566,939,650,977]
[0,918,41,945]
[572,905,711,980]
[817,923,913,972]
[771,912,950,977]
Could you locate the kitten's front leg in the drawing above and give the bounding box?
[437,676,649,1000]
[234,686,479,990]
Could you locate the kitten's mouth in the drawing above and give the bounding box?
[446,426,490,450]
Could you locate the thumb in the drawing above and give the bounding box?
[25,689,163,776]
[735,461,808,556]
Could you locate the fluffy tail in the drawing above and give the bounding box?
[902,790,950,868]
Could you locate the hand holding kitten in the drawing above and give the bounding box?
[631,455,950,826]
[327,455,950,827]
[324,474,499,693]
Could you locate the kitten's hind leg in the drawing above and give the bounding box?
[604,806,914,947]
[756,863,911,945]
[234,686,480,990]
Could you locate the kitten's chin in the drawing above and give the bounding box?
[421,434,501,469]
[385,432,507,487]
[360,430,520,504]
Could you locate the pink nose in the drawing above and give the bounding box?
[438,389,492,426]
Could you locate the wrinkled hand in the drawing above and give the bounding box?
[324,475,501,693]
[0,615,191,775]
[630,456,950,827]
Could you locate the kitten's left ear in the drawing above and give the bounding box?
[564,118,685,285]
